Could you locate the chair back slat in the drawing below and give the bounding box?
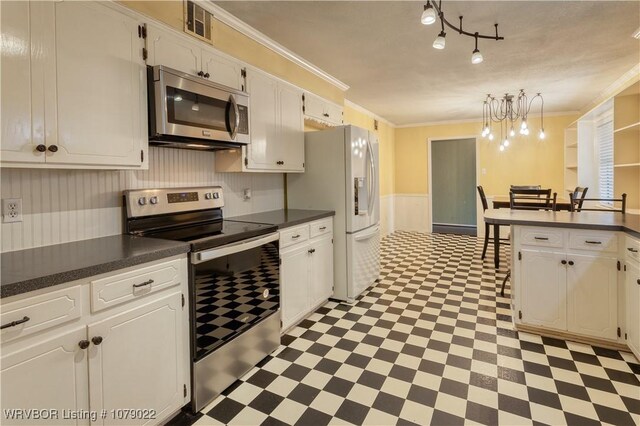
[477,186,489,211]
[569,193,627,213]
[570,187,588,211]
[510,189,557,211]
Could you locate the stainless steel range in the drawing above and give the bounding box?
[124,187,280,412]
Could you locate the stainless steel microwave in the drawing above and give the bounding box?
[148,65,250,149]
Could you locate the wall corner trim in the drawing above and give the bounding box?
[201,1,350,92]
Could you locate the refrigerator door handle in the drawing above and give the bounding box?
[354,225,379,241]
[366,138,376,217]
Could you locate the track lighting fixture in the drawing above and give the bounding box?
[420,1,502,64]
[481,91,545,151]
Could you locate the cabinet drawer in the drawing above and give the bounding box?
[625,236,640,262]
[1,285,82,343]
[310,218,333,239]
[568,231,618,253]
[280,224,309,249]
[520,227,564,248]
[91,258,182,313]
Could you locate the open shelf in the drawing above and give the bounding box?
[614,162,640,168]
[614,121,640,134]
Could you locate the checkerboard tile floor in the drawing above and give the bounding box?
[171,232,640,426]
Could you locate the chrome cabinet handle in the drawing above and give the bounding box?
[1,316,30,330]
[585,240,602,245]
[133,279,154,288]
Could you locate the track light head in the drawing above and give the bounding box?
[421,2,436,25]
[471,48,483,64]
[433,31,446,49]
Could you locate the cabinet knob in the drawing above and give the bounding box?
[47,145,58,153]
[78,340,90,350]
[637,279,640,285]
[276,161,284,165]
[35,144,46,153]
[197,71,204,77]
[323,113,329,117]
[204,73,210,78]
[561,260,567,265]
[92,336,103,346]
[308,248,315,254]
[568,260,574,266]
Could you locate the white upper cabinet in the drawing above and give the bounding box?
[146,24,201,76]
[0,1,42,164]
[47,1,146,167]
[278,83,305,171]
[201,50,244,91]
[1,1,147,169]
[245,70,279,169]
[303,91,343,126]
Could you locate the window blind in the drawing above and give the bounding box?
[596,119,614,206]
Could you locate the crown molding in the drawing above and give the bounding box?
[343,99,397,128]
[396,111,580,129]
[579,63,640,117]
[201,1,349,92]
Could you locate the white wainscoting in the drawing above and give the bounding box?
[393,194,431,233]
[379,194,395,237]
[1,147,284,252]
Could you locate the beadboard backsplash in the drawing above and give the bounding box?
[1,147,284,252]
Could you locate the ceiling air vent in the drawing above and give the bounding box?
[184,1,213,44]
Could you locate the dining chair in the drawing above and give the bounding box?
[510,185,542,191]
[569,193,627,213]
[570,187,588,212]
[500,189,557,296]
[477,186,510,262]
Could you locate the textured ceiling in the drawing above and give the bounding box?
[214,1,640,125]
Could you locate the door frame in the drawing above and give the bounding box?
[427,135,481,233]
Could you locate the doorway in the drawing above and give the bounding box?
[430,138,477,235]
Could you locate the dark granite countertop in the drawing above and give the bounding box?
[1,235,190,299]
[226,209,335,229]
[484,209,640,238]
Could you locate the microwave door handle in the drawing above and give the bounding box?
[228,94,240,140]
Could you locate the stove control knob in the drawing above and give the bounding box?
[204,193,213,200]
[149,196,158,205]
[138,197,147,206]
[213,192,220,199]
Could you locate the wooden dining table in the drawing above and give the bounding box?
[485,196,571,269]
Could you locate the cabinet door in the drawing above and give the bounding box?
[281,244,310,331]
[567,254,618,340]
[324,102,344,125]
[46,1,145,167]
[519,250,567,331]
[146,24,201,76]
[88,292,185,425]
[309,236,334,308]
[245,70,279,170]
[1,1,44,164]
[1,327,89,425]
[626,261,640,358]
[278,83,305,172]
[303,92,326,122]
[201,50,244,91]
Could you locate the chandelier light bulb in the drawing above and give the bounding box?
[509,127,515,137]
[488,133,494,141]
[521,120,528,130]
[421,3,436,25]
[471,49,483,64]
[503,139,510,147]
[523,128,530,136]
[433,32,446,49]
[539,129,545,139]
[499,144,505,152]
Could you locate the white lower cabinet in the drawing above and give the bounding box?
[520,250,567,330]
[0,327,89,425]
[515,227,621,343]
[0,256,189,425]
[280,219,334,331]
[626,256,640,359]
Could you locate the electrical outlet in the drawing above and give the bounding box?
[2,198,23,223]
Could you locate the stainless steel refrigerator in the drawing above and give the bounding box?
[287,125,380,303]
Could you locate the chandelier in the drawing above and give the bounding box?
[420,1,504,64]
[480,91,545,151]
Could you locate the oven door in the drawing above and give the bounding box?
[153,67,249,144]
[190,233,280,362]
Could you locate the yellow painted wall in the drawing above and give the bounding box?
[119,1,344,104]
[343,105,395,196]
[394,114,578,196]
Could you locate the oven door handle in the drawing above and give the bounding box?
[191,232,279,264]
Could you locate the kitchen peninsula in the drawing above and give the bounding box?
[484,209,640,359]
